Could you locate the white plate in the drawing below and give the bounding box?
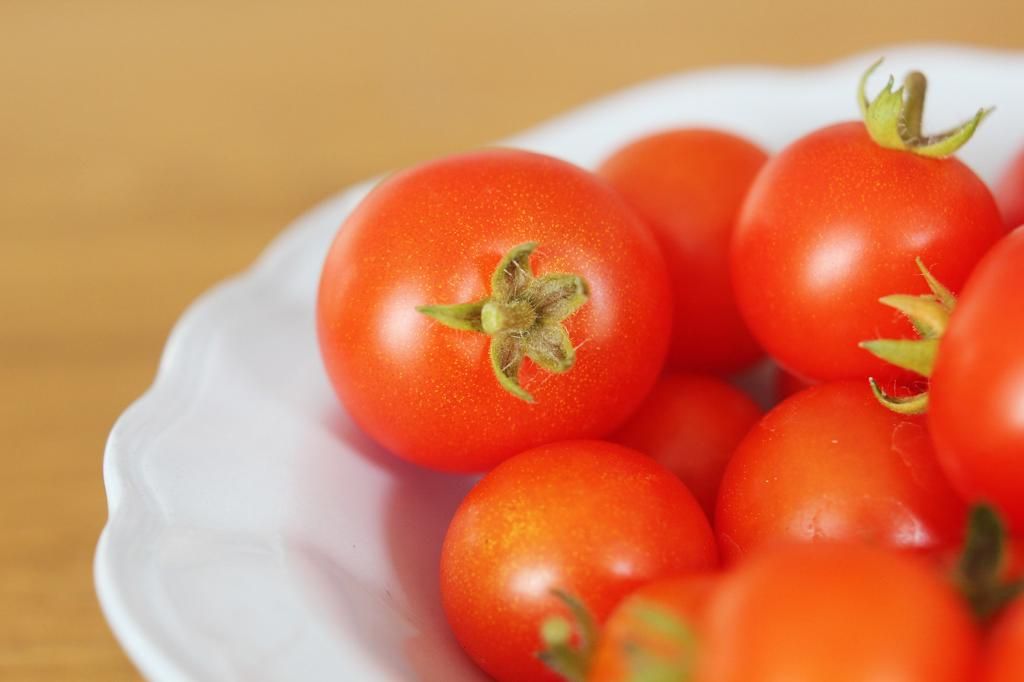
[96,45,1024,682]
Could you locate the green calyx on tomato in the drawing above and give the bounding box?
[954,505,1024,621]
[538,590,598,682]
[540,589,698,682]
[417,242,589,403]
[858,58,992,158]
[859,257,956,414]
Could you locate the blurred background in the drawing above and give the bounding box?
[1,1,1022,679]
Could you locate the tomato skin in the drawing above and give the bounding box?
[610,373,761,518]
[716,380,966,563]
[698,543,980,682]
[588,574,718,682]
[733,121,1005,382]
[317,149,671,472]
[983,597,1024,682]
[929,226,1024,531]
[440,441,717,682]
[598,129,768,373]
[995,148,1024,229]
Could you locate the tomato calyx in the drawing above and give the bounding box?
[417,242,589,403]
[954,505,1024,621]
[859,258,955,414]
[538,590,598,682]
[615,600,698,682]
[858,58,992,158]
[540,589,698,682]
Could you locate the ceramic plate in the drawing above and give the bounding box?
[96,45,1024,681]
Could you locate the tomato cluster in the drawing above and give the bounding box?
[317,61,1024,681]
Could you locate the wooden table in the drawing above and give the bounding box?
[2,2,1020,678]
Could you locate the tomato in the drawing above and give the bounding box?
[929,226,1024,531]
[716,380,966,563]
[598,129,768,373]
[317,149,672,472]
[732,121,1004,382]
[610,373,761,518]
[587,574,718,682]
[697,543,980,682]
[440,441,717,682]
[995,148,1024,229]
[983,596,1024,682]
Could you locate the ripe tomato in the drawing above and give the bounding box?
[716,380,966,563]
[698,543,980,682]
[598,129,768,373]
[587,574,718,682]
[610,373,761,518]
[995,148,1024,229]
[440,441,717,682]
[983,596,1024,682]
[929,226,1024,531]
[732,121,1004,382]
[317,149,672,472]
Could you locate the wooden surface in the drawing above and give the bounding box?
[1,1,1021,679]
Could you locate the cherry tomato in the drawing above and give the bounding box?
[983,596,1024,682]
[317,149,672,472]
[930,226,1024,531]
[440,440,717,682]
[598,129,768,373]
[732,122,1004,382]
[610,373,761,518]
[587,574,718,682]
[995,148,1024,229]
[697,543,980,682]
[716,380,966,563]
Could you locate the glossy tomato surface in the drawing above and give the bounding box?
[599,129,768,372]
[317,149,671,471]
[983,597,1024,682]
[995,148,1024,229]
[698,543,980,682]
[732,121,1005,382]
[611,373,761,518]
[588,574,719,682]
[716,381,965,563]
[930,226,1024,531]
[440,441,717,682]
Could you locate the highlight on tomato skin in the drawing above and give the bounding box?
[439,440,718,682]
[697,542,981,682]
[715,380,967,563]
[316,148,673,473]
[610,373,762,520]
[598,128,768,374]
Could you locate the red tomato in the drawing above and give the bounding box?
[983,596,1024,682]
[995,148,1024,229]
[598,129,768,372]
[610,373,761,518]
[588,574,719,682]
[732,121,1005,382]
[440,441,717,682]
[698,543,980,682]
[716,380,966,563]
[930,226,1024,531]
[317,149,671,472]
